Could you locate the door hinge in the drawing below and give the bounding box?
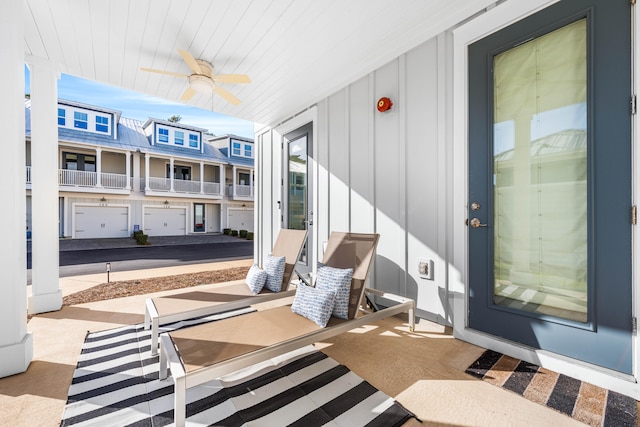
[633,317,637,335]
[632,205,637,225]
[631,95,637,115]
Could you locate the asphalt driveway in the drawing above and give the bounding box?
[27,234,254,281]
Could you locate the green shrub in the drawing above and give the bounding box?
[230,229,238,236]
[223,228,231,235]
[239,229,248,238]
[246,232,254,240]
[135,233,149,245]
[133,230,143,240]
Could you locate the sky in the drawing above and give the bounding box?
[25,68,255,139]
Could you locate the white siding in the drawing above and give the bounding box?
[206,203,221,233]
[257,34,451,323]
[327,90,350,233]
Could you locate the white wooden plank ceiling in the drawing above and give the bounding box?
[24,0,495,125]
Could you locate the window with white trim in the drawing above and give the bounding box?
[175,131,184,145]
[232,142,241,156]
[189,133,199,148]
[74,111,88,129]
[58,108,66,126]
[96,115,109,133]
[158,128,169,143]
[244,144,253,158]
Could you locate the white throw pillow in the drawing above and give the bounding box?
[264,254,286,292]
[291,283,337,328]
[245,263,267,295]
[315,263,353,319]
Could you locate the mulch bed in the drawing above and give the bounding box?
[61,266,250,306]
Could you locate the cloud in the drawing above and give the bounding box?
[50,72,254,138]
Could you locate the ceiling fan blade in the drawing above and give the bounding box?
[214,85,241,105]
[213,74,251,84]
[140,67,190,78]
[178,49,202,74]
[181,86,197,101]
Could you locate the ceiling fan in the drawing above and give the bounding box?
[140,49,251,105]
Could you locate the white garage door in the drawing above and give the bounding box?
[75,205,129,239]
[228,209,254,232]
[144,207,186,236]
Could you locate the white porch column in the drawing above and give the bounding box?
[169,157,175,192]
[144,153,150,191]
[95,147,102,187]
[0,0,33,377]
[220,164,226,196]
[232,165,237,197]
[28,56,62,315]
[249,168,254,197]
[200,161,205,194]
[125,151,132,190]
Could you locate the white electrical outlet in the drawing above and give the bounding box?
[418,258,434,280]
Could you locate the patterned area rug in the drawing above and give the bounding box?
[466,350,638,427]
[61,308,415,426]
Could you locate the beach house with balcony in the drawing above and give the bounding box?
[25,99,254,239]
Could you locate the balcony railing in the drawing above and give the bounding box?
[146,177,171,191]
[27,167,240,198]
[174,179,201,193]
[203,181,221,195]
[57,169,129,189]
[101,172,129,189]
[59,169,97,187]
[227,184,253,198]
[141,178,224,196]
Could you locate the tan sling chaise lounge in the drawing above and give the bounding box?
[144,228,307,355]
[159,232,416,426]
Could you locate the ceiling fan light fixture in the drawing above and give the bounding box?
[189,75,214,93]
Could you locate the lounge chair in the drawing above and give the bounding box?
[159,232,416,426]
[144,228,307,356]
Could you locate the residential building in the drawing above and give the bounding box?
[4,0,640,404]
[25,99,254,239]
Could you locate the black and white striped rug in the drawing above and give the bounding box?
[61,308,415,426]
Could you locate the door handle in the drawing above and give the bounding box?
[469,218,488,228]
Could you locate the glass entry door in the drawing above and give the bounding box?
[468,0,632,373]
[283,122,313,275]
[194,203,205,232]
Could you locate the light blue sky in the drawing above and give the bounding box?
[25,68,255,139]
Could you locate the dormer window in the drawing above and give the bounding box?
[232,142,241,156]
[158,128,169,143]
[244,144,253,158]
[58,108,66,126]
[74,111,88,129]
[189,134,199,148]
[147,122,202,150]
[175,131,184,145]
[96,115,109,133]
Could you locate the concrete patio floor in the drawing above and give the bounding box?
[1,260,583,426]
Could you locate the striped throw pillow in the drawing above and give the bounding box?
[264,254,286,292]
[245,263,267,294]
[316,263,354,319]
[291,283,337,327]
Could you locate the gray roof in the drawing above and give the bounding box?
[25,102,252,167]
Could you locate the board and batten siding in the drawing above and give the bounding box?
[256,33,452,324]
